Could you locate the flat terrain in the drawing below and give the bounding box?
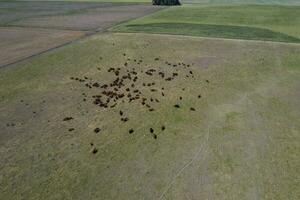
[0,33,299,199]
[113,4,300,42]
[0,1,115,25]
[0,27,86,66]
[182,0,300,5]
[1,1,300,199]
[9,4,162,31]
[0,1,162,67]
[5,0,300,4]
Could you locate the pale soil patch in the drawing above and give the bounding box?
[11,5,163,31]
[0,27,86,67]
[0,1,116,25]
[193,56,220,69]
[0,2,162,67]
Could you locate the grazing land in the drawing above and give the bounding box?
[1,33,299,200]
[0,1,299,200]
[5,0,300,4]
[113,4,300,42]
[182,0,300,5]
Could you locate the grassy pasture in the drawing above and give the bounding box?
[4,0,300,4]
[0,0,149,2]
[1,0,300,199]
[0,33,299,199]
[113,4,300,42]
[182,0,300,5]
[119,23,300,43]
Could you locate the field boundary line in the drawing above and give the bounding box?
[0,24,94,32]
[0,30,100,69]
[112,32,300,46]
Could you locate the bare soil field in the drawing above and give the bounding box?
[0,1,119,25]
[11,5,163,31]
[0,2,162,67]
[0,27,86,67]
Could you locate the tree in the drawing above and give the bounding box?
[152,0,181,6]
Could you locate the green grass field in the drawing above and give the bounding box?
[3,0,300,4]
[182,0,300,5]
[0,0,149,2]
[1,33,299,199]
[1,1,300,199]
[113,4,300,42]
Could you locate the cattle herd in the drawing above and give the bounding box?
[66,54,208,154]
